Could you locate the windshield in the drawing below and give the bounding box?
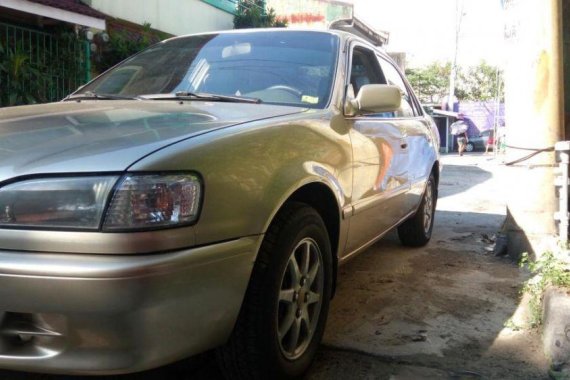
[79,31,340,109]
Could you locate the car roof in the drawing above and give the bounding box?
[164,28,388,56]
[160,28,403,74]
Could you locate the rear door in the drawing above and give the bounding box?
[376,54,436,215]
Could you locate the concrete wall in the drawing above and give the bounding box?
[86,0,234,35]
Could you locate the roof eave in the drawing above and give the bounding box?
[0,0,106,29]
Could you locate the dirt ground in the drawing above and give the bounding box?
[309,154,549,380]
[1,154,549,380]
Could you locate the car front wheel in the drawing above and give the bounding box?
[217,202,332,380]
[465,142,474,152]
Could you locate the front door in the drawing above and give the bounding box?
[344,45,411,256]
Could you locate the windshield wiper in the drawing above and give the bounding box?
[64,91,144,101]
[141,91,262,104]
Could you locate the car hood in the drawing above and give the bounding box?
[0,100,305,182]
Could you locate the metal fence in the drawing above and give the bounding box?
[0,22,89,107]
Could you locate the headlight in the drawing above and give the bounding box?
[103,174,202,231]
[0,173,202,231]
[0,176,118,230]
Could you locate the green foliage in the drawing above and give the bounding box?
[405,61,503,103]
[503,317,522,331]
[0,25,87,107]
[457,61,504,102]
[234,0,288,29]
[0,46,40,106]
[406,62,451,104]
[520,251,570,326]
[94,23,164,73]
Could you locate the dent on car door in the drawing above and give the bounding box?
[377,56,433,215]
[404,117,438,209]
[343,46,410,256]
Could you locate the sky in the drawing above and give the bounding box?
[352,0,505,68]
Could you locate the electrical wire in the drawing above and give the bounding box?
[503,144,555,166]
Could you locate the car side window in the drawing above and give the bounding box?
[349,46,399,118]
[377,56,416,117]
[349,47,385,97]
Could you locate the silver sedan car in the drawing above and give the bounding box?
[0,29,440,379]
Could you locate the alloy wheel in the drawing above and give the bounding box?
[423,182,434,234]
[277,237,324,360]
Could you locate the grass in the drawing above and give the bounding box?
[520,251,570,327]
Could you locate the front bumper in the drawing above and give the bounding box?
[0,236,261,375]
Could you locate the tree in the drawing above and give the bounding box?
[234,0,288,29]
[405,63,451,104]
[456,61,504,102]
[405,61,503,103]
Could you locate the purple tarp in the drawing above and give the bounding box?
[459,101,505,137]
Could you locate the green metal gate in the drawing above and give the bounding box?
[0,22,89,107]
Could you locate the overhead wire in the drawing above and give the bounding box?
[503,145,555,166]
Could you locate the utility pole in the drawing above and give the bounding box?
[448,0,464,110]
[502,0,564,258]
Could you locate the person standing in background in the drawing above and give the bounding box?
[450,117,469,156]
[485,130,495,154]
[457,131,468,156]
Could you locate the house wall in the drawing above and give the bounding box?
[86,0,234,35]
[266,0,352,28]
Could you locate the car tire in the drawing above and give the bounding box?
[217,202,332,380]
[465,142,474,152]
[397,173,436,247]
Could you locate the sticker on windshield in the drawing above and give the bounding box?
[301,95,319,104]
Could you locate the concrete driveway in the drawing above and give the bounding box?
[309,153,547,379]
[0,154,548,380]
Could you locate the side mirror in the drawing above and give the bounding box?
[345,84,401,117]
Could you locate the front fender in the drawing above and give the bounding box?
[259,162,345,234]
[128,113,353,247]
